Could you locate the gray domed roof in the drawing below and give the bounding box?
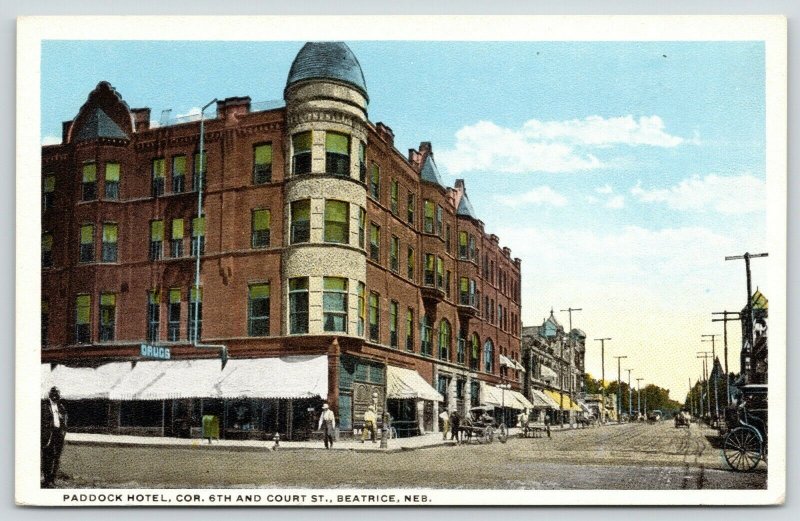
[286,42,368,100]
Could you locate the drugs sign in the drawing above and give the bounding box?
[140,344,171,360]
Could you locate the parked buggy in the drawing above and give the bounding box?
[722,384,767,472]
[674,410,690,428]
[517,410,551,438]
[458,406,507,444]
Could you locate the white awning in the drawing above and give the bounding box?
[43,363,132,400]
[386,366,443,402]
[110,359,230,401]
[510,390,534,409]
[481,383,527,410]
[514,360,526,372]
[527,389,553,408]
[217,355,328,399]
[499,354,514,368]
[539,365,558,381]
[531,388,560,408]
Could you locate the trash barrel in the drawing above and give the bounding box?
[202,415,219,441]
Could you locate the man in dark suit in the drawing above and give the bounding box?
[41,386,67,488]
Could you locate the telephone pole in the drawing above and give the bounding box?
[701,334,720,421]
[594,338,611,424]
[625,369,633,417]
[712,311,741,405]
[725,252,768,382]
[696,351,712,422]
[636,377,644,416]
[688,378,694,417]
[614,355,627,422]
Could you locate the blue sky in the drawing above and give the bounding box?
[41,40,768,396]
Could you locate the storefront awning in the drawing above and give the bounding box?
[42,362,132,400]
[529,389,557,408]
[539,365,557,381]
[543,389,582,412]
[217,355,328,399]
[480,383,527,410]
[387,366,443,402]
[108,359,228,400]
[499,354,514,368]
[509,390,534,410]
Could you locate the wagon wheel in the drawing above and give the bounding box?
[723,426,762,472]
[481,426,494,444]
[497,424,508,444]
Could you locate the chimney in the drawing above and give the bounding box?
[61,120,72,144]
[408,149,422,168]
[216,97,251,122]
[503,247,512,258]
[419,141,433,157]
[131,108,151,132]
[375,122,395,146]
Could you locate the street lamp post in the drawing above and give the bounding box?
[625,369,633,418]
[498,383,511,428]
[594,338,611,424]
[614,355,627,422]
[635,378,643,418]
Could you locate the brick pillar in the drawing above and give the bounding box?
[328,338,340,414]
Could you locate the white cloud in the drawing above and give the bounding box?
[605,195,625,209]
[630,174,765,214]
[176,107,202,119]
[437,115,686,175]
[596,184,614,194]
[494,186,568,208]
[41,135,61,146]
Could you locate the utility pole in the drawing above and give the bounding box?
[625,369,633,417]
[712,311,741,405]
[688,378,693,417]
[725,252,768,383]
[614,355,627,422]
[560,308,582,428]
[636,378,643,417]
[701,334,720,422]
[697,351,712,422]
[594,338,611,424]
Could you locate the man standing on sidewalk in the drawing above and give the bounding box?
[317,403,336,449]
[41,386,67,488]
[361,405,377,443]
[439,409,450,440]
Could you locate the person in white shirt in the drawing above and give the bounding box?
[317,403,336,449]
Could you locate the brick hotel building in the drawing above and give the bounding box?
[40,42,526,439]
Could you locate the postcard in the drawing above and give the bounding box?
[16,15,786,506]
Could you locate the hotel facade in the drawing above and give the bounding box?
[40,42,526,440]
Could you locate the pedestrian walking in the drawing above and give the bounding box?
[41,386,67,488]
[361,405,377,443]
[439,409,450,440]
[317,403,336,449]
[449,410,461,444]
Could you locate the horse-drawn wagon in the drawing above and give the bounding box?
[457,406,508,444]
[722,384,767,472]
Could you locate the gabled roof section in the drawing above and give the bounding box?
[751,289,768,310]
[74,108,129,142]
[457,191,478,219]
[420,154,445,187]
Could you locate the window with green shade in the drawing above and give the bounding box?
[390,180,398,214]
[420,314,432,356]
[468,235,476,260]
[439,319,451,361]
[289,277,309,334]
[325,132,350,176]
[149,220,163,260]
[292,132,312,175]
[423,200,434,234]
[324,200,349,244]
[193,151,207,191]
[191,216,205,256]
[248,283,270,336]
[368,291,379,342]
[79,224,94,263]
[188,286,203,342]
[406,308,414,352]
[42,233,53,268]
[168,288,181,341]
[291,200,310,244]
[390,236,399,272]
[424,254,435,287]
[358,141,367,182]
[389,300,398,348]
[436,205,443,236]
[323,277,348,332]
[172,155,186,193]
[407,193,415,226]
[436,256,444,289]
[75,294,91,344]
[459,277,470,306]
[105,163,120,199]
[369,163,380,199]
[253,143,273,184]
[43,174,55,210]
[152,158,165,196]
[369,223,380,262]
[407,247,414,281]
[102,223,118,262]
[99,293,116,341]
[357,282,366,336]
[471,333,480,371]
[82,162,97,201]
[252,209,271,248]
[358,207,366,249]
[147,289,160,342]
[171,219,184,258]
[459,231,468,259]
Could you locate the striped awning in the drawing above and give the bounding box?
[531,389,560,408]
[543,389,583,412]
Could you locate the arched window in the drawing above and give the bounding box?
[470,333,480,371]
[438,319,451,361]
[484,339,494,373]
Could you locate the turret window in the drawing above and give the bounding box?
[423,200,434,234]
[292,132,312,175]
[79,224,95,263]
[291,200,311,244]
[101,223,118,262]
[105,163,120,200]
[324,200,349,244]
[289,278,309,334]
[82,162,97,201]
[325,132,350,176]
[323,277,348,332]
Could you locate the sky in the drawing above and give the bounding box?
[40,40,769,400]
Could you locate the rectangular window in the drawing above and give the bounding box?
[445,270,451,299]
[251,209,271,248]
[357,282,366,337]
[407,247,415,280]
[43,174,55,210]
[424,254,435,286]
[406,308,414,352]
[99,293,116,341]
[421,316,432,356]
[390,180,398,214]
[75,294,91,344]
[407,193,415,226]
[358,208,366,249]
[459,277,470,306]
[457,337,466,365]
[469,235,476,261]
[436,205,443,236]
[325,132,350,176]
[291,200,310,244]
[172,156,186,193]
[152,158,165,196]
[436,256,444,289]
[323,277,348,332]
[324,200,349,244]
[191,216,205,256]
[104,163,120,200]
[368,292,379,342]
[292,132,312,175]
[253,143,273,184]
[82,163,97,201]
[248,283,271,336]
[358,141,367,183]
[193,151,207,191]
[42,233,53,268]
[459,231,468,259]
[369,223,380,262]
[79,223,94,263]
[149,220,163,260]
[390,236,399,272]
[423,200,435,233]
[369,164,380,200]
[147,290,160,342]
[168,288,181,341]
[188,286,202,342]
[171,219,184,257]
[101,223,118,262]
[389,300,398,348]
[289,278,309,334]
